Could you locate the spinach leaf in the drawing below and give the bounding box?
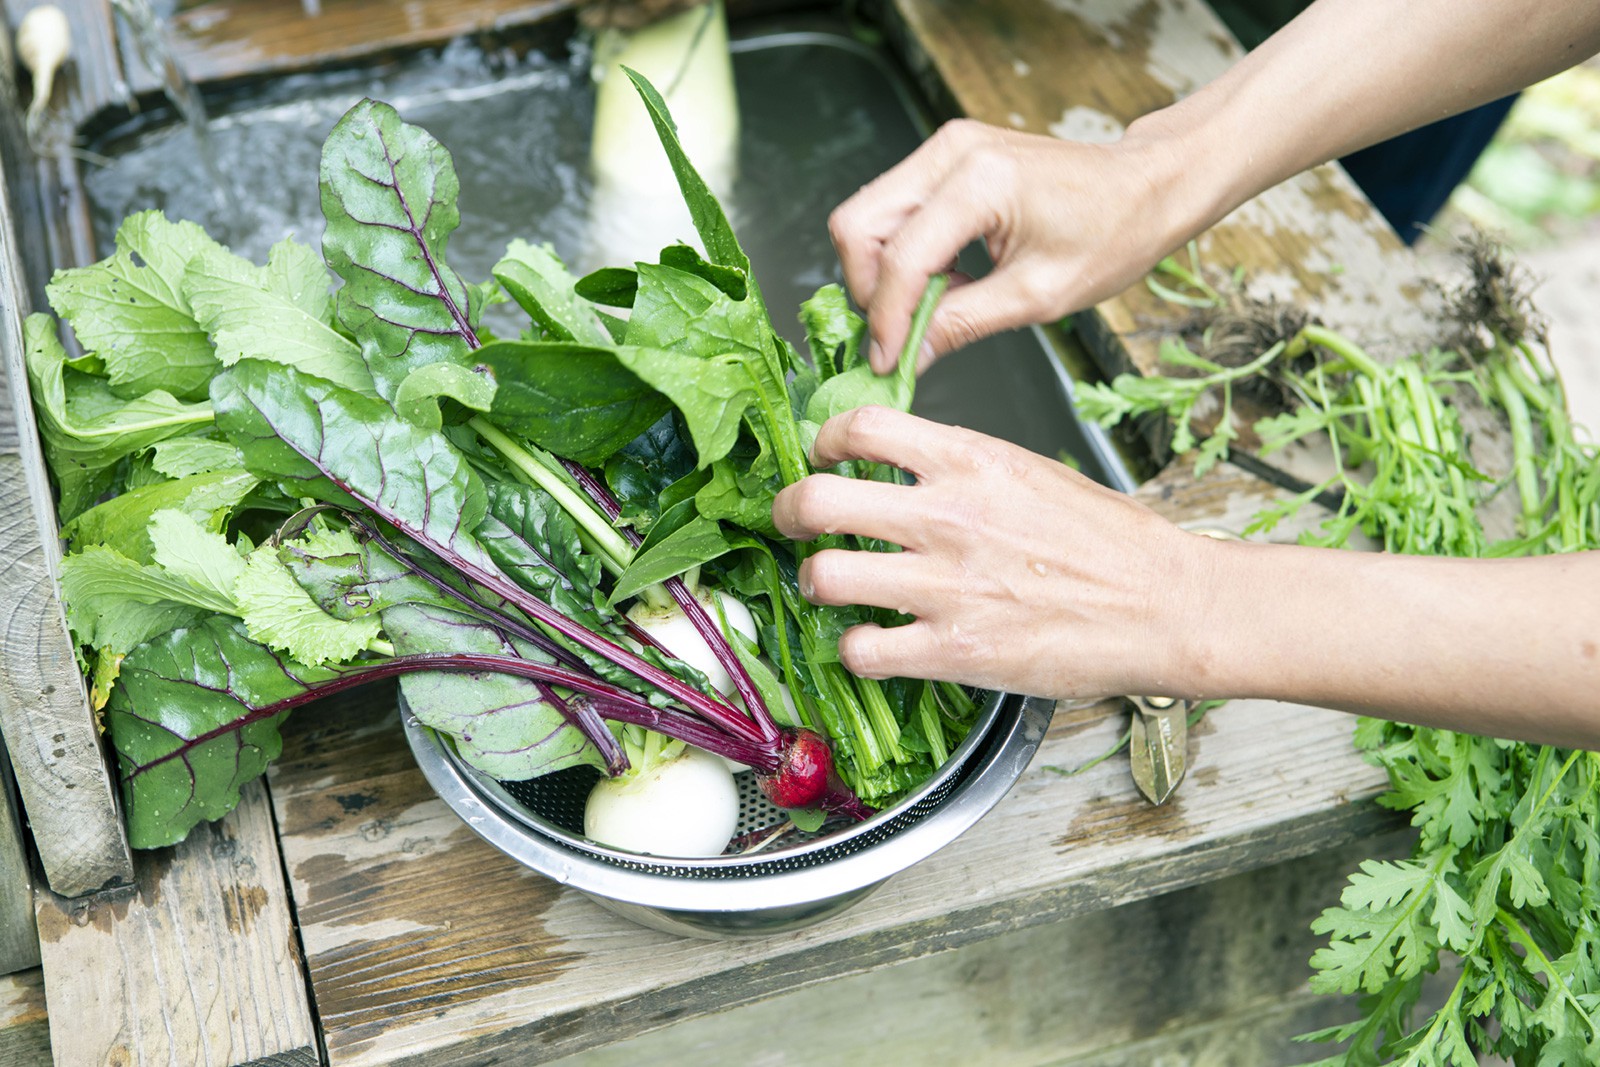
[573,267,638,309]
[493,240,612,346]
[320,98,480,405]
[475,340,671,466]
[45,211,223,401]
[621,68,768,323]
[609,512,737,604]
[603,414,698,529]
[799,283,864,379]
[23,314,215,521]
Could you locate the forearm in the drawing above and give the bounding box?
[1167,540,1600,747]
[1135,0,1600,237]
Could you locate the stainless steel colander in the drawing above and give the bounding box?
[404,690,1054,938]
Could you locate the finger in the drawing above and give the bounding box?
[917,262,1067,359]
[865,165,1002,371]
[829,120,989,307]
[771,470,927,547]
[807,405,969,475]
[835,620,946,682]
[797,548,932,614]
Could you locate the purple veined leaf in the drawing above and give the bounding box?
[212,360,768,743]
[109,615,790,846]
[320,98,480,403]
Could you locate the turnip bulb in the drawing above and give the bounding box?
[583,745,740,857]
[626,588,756,701]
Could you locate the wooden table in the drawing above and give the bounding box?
[0,0,1445,1063]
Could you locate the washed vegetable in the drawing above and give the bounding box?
[584,742,740,856]
[31,71,976,853]
[1078,245,1600,1066]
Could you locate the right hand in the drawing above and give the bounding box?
[828,117,1200,372]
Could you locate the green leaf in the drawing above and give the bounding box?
[108,617,341,847]
[476,340,672,466]
[659,244,747,302]
[148,509,247,606]
[185,241,374,395]
[211,360,490,566]
[146,437,243,479]
[319,98,478,402]
[493,239,612,346]
[788,808,826,832]
[799,283,863,378]
[573,266,638,308]
[609,513,735,604]
[392,361,496,430]
[234,530,382,666]
[625,263,766,362]
[621,68,768,318]
[804,275,946,425]
[612,346,757,469]
[59,546,211,654]
[603,415,698,531]
[23,314,215,521]
[45,210,223,401]
[62,470,258,562]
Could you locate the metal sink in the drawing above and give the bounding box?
[82,16,1131,488]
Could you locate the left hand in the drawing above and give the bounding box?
[771,406,1204,699]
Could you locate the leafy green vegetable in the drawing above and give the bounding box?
[23,313,214,520]
[1088,253,1600,1066]
[319,98,480,405]
[476,340,672,465]
[493,239,613,346]
[108,617,341,847]
[45,210,223,401]
[185,239,373,395]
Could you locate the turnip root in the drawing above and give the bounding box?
[17,5,70,138]
[626,587,755,701]
[584,744,740,857]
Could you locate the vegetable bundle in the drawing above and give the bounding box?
[28,71,978,853]
[1078,249,1600,1065]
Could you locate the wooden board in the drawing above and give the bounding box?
[0,969,50,1067]
[264,461,1396,1067]
[0,741,39,978]
[0,69,134,899]
[34,782,316,1067]
[883,0,1447,493]
[542,831,1414,1067]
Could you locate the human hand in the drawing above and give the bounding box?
[827,118,1198,373]
[771,406,1213,700]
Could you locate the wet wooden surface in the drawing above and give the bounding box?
[264,460,1395,1067]
[0,969,50,1067]
[33,782,316,1067]
[0,743,37,978]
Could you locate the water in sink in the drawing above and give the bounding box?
[84,26,1126,485]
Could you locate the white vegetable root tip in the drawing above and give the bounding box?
[18,5,71,139]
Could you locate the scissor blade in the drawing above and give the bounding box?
[1129,697,1187,805]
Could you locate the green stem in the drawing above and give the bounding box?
[1497,908,1599,1038]
[1493,364,1544,535]
[470,416,635,569]
[1295,324,1386,379]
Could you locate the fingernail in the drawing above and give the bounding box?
[869,340,885,372]
[919,339,936,370]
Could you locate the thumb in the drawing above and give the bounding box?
[918,266,1063,362]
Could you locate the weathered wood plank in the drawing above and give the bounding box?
[0,969,50,1067]
[884,0,1442,492]
[0,78,134,898]
[889,0,1435,371]
[0,741,39,978]
[266,463,1394,1067]
[34,782,316,1067]
[542,832,1411,1067]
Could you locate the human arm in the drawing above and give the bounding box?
[834,0,1600,370]
[772,407,1600,749]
